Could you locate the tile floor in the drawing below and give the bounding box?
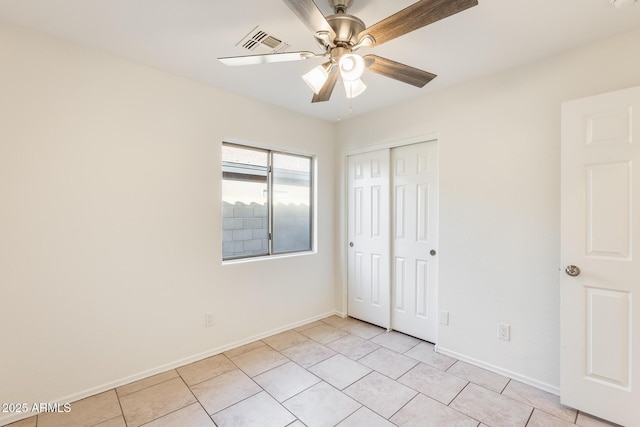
[7,316,623,427]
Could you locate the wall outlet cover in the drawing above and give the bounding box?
[205,312,215,327]
[498,323,510,341]
[439,310,450,326]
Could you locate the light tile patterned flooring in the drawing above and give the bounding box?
[8,316,622,427]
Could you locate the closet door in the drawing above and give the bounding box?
[391,142,439,342]
[347,150,391,329]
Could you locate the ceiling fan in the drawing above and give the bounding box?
[219,0,478,103]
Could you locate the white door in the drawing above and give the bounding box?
[391,142,439,342]
[561,86,640,427]
[347,150,390,329]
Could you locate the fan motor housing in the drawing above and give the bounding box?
[327,14,365,47]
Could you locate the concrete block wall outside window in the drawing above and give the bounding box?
[222,202,268,258]
[222,201,310,258]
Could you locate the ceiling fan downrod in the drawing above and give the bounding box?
[330,0,353,14]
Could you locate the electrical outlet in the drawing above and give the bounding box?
[205,312,215,327]
[439,310,450,326]
[498,323,510,341]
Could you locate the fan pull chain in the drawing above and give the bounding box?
[336,78,356,122]
[346,79,354,116]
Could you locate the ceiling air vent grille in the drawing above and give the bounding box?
[610,0,638,6]
[237,26,290,54]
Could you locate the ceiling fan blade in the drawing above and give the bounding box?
[361,0,478,47]
[364,55,436,88]
[312,69,339,103]
[282,0,336,39]
[219,51,317,66]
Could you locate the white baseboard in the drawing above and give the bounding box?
[0,310,339,427]
[436,346,561,396]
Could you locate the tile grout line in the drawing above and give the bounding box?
[131,377,201,427]
[180,375,208,426]
[446,379,471,408]
[523,406,535,427]
[111,393,127,427]
[206,386,264,420]
[193,400,215,427]
[311,356,373,391]
[255,359,321,406]
[276,385,308,427]
[443,382,486,427]
[386,390,420,421]
[117,375,180,399]
[353,363,410,385]
[534,407,582,426]
[500,378,512,395]
[331,404,365,426]
[445,359,460,373]
[228,347,292,379]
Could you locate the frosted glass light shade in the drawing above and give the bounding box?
[302,65,329,94]
[344,78,366,99]
[339,54,365,81]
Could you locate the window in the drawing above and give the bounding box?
[222,143,313,260]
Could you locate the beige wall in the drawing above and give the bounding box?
[0,23,337,424]
[336,28,640,392]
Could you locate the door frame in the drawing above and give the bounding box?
[341,133,439,335]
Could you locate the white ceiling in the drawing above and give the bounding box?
[1,0,640,122]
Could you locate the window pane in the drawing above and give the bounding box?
[222,145,269,259]
[272,152,312,253]
[222,144,268,168]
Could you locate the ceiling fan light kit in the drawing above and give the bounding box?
[344,78,366,99]
[338,53,366,99]
[303,62,331,94]
[219,0,479,103]
[339,53,365,81]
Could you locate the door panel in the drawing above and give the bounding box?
[561,85,640,427]
[586,162,631,258]
[585,287,630,389]
[391,142,439,342]
[347,150,390,328]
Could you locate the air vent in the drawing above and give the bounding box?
[237,26,290,54]
[610,0,638,7]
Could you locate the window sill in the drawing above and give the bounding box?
[222,250,316,265]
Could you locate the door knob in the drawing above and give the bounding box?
[430,249,437,256]
[565,265,581,277]
[349,242,354,248]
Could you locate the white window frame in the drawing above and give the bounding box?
[221,142,315,261]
